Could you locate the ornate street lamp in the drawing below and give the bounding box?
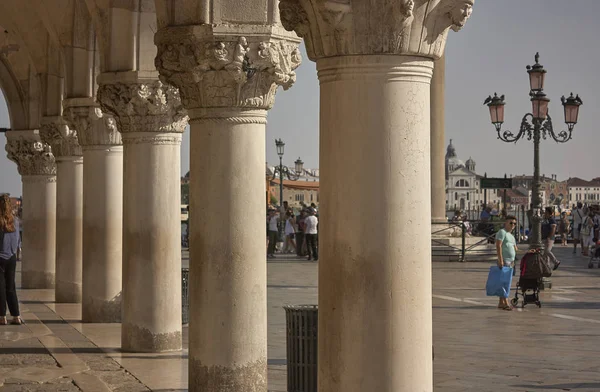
[527,52,547,93]
[484,53,582,288]
[294,157,304,175]
[273,139,303,240]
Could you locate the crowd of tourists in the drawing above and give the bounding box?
[267,201,319,261]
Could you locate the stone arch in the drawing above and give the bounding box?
[0,5,65,121]
[0,58,28,129]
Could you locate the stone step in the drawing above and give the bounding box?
[432,242,497,262]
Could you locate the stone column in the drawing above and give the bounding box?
[431,55,447,224]
[40,118,84,303]
[5,130,57,288]
[280,0,474,391]
[63,98,124,322]
[155,27,301,390]
[97,73,187,352]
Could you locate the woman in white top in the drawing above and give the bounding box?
[284,210,296,253]
[581,210,594,257]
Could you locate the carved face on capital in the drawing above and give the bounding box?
[450,1,474,32]
[403,0,415,16]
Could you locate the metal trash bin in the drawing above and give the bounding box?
[284,305,318,392]
[182,268,189,324]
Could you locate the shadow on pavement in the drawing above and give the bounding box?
[513,382,600,389]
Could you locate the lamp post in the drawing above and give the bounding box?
[485,53,582,288]
[274,138,304,240]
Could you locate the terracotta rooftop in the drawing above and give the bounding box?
[566,177,600,187]
[269,178,319,190]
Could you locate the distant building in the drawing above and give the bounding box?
[181,171,190,185]
[567,177,600,206]
[445,140,500,211]
[513,173,567,207]
[266,163,319,208]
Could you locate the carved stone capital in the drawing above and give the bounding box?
[40,117,82,158]
[5,130,57,177]
[154,25,302,111]
[279,0,474,61]
[96,77,188,134]
[63,98,122,147]
[121,132,183,146]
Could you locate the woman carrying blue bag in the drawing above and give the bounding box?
[487,215,519,311]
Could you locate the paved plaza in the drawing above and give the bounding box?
[1,247,600,391]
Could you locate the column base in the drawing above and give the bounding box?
[82,295,122,323]
[55,281,82,303]
[22,272,55,289]
[121,323,182,353]
[189,357,267,392]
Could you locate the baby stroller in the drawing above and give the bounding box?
[589,238,600,268]
[511,249,552,308]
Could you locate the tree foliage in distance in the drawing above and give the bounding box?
[181,183,189,204]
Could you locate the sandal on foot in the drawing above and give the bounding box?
[10,317,23,325]
[502,306,513,311]
[0,317,6,325]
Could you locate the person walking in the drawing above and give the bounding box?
[495,215,518,310]
[267,209,279,259]
[541,207,560,269]
[0,194,22,325]
[580,209,594,257]
[558,212,569,246]
[304,207,319,261]
[284,210,297,254]
[572,202,584,254]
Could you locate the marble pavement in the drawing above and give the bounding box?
[1,247,600,391]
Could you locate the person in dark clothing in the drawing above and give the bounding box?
[0,194,22,325]
[304,208,319,261]
[541,206,560,270]
[295,209,307,257]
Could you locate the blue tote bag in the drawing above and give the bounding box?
[485,266,513,298]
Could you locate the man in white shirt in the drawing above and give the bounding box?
[572,202,584,254]
[267,209,280,259]
[304,208,319,261]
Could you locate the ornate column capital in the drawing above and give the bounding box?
[96,74,189,135]
[40,117,83,158]
[63,98,122,147]
[279,0,474,61]
[154,25,302,112]
[5,130,57,177]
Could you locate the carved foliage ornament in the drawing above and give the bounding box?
[63,104,122,147]
[279,0,474,60]
[40,121,82,157]
[155,33,302,110]
[96,81,188,134]
[5,137,56,176]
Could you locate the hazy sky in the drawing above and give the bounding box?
[1,0,598,196]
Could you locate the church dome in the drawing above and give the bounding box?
[447,157,464,167]
[446,139,457,159]
[466,157,475,166]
